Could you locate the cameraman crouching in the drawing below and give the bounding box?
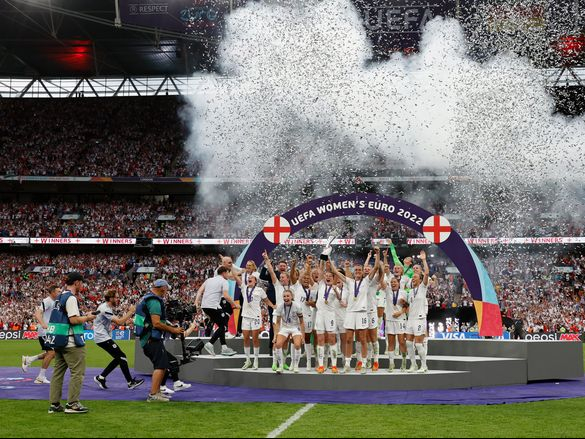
[134,279,184,402]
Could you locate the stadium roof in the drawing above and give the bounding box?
[0,0,218,77]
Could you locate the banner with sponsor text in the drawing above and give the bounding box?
[2,236,585,246]
[0,330,132,341]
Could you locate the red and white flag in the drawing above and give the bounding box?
[422,215,452,244]
[263,215,291,244]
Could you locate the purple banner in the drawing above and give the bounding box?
[238,192,503,336]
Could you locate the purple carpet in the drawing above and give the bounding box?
[2,367,584,405]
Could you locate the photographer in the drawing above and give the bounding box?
[134,279,184,402]
[93,290,144,391]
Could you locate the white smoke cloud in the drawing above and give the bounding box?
[184,0,585,235]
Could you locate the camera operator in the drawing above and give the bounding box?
[159,300,193,395]
[134,279,184,402]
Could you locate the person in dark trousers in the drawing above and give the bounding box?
[134,279,184,402]
[93,290,144,390]
[196,266,240,356]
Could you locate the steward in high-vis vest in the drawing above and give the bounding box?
[134,279,184,403]
[47,272,96,415]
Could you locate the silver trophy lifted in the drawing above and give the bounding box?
[320,235,336,260]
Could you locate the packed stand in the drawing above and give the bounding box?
[0,97,191,177]
[0,253,218,332]
[1,249,584,335]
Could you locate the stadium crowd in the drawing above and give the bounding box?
[0,253,217,333]
[0,97,190,177]
[1,200,583,239]
[0,200,358,239]
[1,249,584,336]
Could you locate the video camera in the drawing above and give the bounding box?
[165,299,202,364]
[166,299,197,324]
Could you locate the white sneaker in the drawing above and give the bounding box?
[276,366,283,374]
[360,366,367,375]
[225,333,235,339]
[160,385,175,395]
[387,363,395,373]
[344,364,351,374]
[253,358,259,370]
[221,346,236,356]
[242,359,252,370]
[408,365,418,373]
[173,381,192,391]
[21,356,29,373]
[204,342,215,356]
[34,377,51,384]
[147,392,170,402]
[417,366,428,374]
[305,363,312,372]
[293,366,299,373]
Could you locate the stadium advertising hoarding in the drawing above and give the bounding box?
[152,238,356,245]
[433,331,511,339]
[1,329,579,341]
[1,236,582,246]
[0,330,132,341]
[29,238,137,245]
[0,237,29,244]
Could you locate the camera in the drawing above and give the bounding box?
[166,299,196,324]
[165,299,200,364]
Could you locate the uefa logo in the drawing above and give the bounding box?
[129,4,138,14]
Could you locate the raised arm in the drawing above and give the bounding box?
[369,247,380,280]
[262,250,278,285]
[420,250,430,286]
[389,240,404,269]
[329,259,346,283]
[318,259,329,282]
[299,255,313,279]
[233,273,243,288]
[378,255,385,281]
[304,256,315,287]
[382,247,390,279]
[363,250,372,270]
[290,258,299,285]
[343,260,353,279]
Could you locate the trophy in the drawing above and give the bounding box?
[320,235,336,261]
